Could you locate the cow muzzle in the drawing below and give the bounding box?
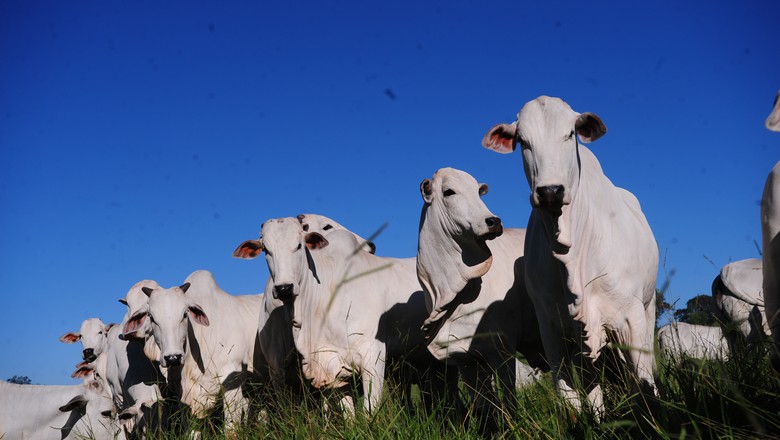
[482,216,503,239]
[273,283,296,301]
[535,185,565,209]
[162,353,183,367]
[82,348,97,362]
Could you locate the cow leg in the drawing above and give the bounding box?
[362,365,385,414]
[624,304,658,397]
[536,311,584,412]
[223,386,248,435]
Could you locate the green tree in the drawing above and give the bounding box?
[673,294,720,326]
[7,375,32,385]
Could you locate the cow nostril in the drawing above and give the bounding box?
[274,283,294,300]
[537,185,565,207]
[164,354,182,366]
[485,216,502,228]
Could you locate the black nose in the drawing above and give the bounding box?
[536,185,565,208]
[485,216,503,236]
[274,283,294,301]
[164,354,183,367]
[82,348,96,362]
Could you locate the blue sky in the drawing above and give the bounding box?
[1,1,778,385]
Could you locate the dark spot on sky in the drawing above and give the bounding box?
[208,22,216,33]
[244,158,251,165]
[671,237,678,244]
[213,212,220,220]
[654,57,665,73]
[585,77,598,87]
[384,88,397,101]
[365,73,377,82]
[192,154,199,161]
[744,47,750,55]
[109,201,121,208]
[416,43,423,50]
[554,21,562,28]
[207,92,216,100]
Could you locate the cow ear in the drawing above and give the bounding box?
[179,282,191,294]
[305,232,329,250]
[482,123,517,154]
[60,332,81,344]
[479,183,489,196]
[575,112,607,143]
[141,287,154,297]
[420,179,433,203]
[71,364,94,379]
[59,395,89,412]
[767,91,780,132]
[187,305,210,326]
[233,239,263,259]
[104,323,116,334]
[122,310,149,339]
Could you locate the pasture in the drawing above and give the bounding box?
[131,337,780,439]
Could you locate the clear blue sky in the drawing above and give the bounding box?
[1,1,778,385]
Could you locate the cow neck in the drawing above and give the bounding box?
[417,206,493,335]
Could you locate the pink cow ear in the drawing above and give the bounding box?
[482,123,517,154]
[187,305,210,326]
[305,232,329,250]
[575,112,607,143]
[233,239,263,259]
[60,332,81,343]
[122,311,148,339]
[71,365,94,379]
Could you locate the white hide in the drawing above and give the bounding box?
[0,380,123,440]
[233,213,379,397]
[762,160,780,374]
[483,96,658,413]
[658,322,729,362]
[416,168,546,412]
[239,217,443,415]
[712,258,769,341]
[123,270,263,432]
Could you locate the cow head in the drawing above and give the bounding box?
[60,318,110,362]
[233,217,328,302]
[419,167,502,241]
[297,213,376,254]
[58,379,116,423]
[482,96,607,212]
[119,279,160,340]
[122,282,209,368]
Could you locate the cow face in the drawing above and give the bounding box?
[482,96,607,212]
[60,318,110,362]
[420,167,502,240]
[235,217,328,302]
[122,283,209,368]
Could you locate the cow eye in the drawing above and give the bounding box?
[443,189,456,197]
[322,224,333,231]
[567,130,575,140]
[101,410,113,418]
[296,243,302,251]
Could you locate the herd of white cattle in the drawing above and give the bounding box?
[2,95,779,439]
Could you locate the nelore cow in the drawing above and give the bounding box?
[234,217,454,416]
[483,96,658,414]
[657,322,729,362]
[763,91,780,374]
[0,379,123,440]
[233,214,379,402]
[122,270,263,434]
[712,258,768,343]
[61,318,112,364]
[416,167,545,417]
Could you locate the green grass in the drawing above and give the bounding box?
[136,340,780,439]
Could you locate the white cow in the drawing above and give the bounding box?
[233,214,380,402]
[61,317,113,363]
[766,91,780,132]
[122,270,263,433]
[657,322,729,362]
[234,217,453,415]
[762,160,780,374]
[0,379,124,440]
[105,280,167,436]
[416,168,546,415]
[712,258,769,343]
[763,92,780,374]
[483,96,659,414]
